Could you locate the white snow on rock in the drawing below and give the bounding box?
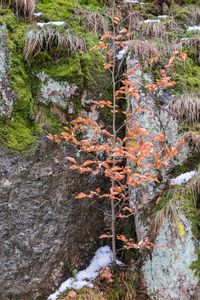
[187,25,200,32]
[47,246,123,300]
[157,15,169,19]
[143,19,160,24]
[116,46,129,60]
[37,22,66,28]
[170,170,197,185]
[124,0,143,3]
[33,12,43,17]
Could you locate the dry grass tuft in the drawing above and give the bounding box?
[127,39,174,63]
[140,19,179,39]
[188,172,200,196]
[76,9,108,34]
[152,189,179,238]
[170,94,200,123]
[180,37,200,64]
[183,131,200,151]
[59,288,106,300]
[181,37,200,48]
[24,26,85,60]
[128,12,144,33]
[3,0,35,20]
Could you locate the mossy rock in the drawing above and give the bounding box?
[173,58,200,93]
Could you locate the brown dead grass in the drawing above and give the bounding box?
[4,0,35,20]
[140,19,179,39]
[58,269,142,300]
[24,26,85,59]
[60,288,106,300]
[170,94,200,123]
[76,8,108,34]
[183,131,200,151]
[126,39,175,63]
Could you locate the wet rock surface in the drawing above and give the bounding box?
[143,214,198,300]
[37,72,78,113]
[127,55,199,299]
[0,139,106,300]
[0,25,16,119]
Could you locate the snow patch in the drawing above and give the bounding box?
[47,246,123,300]
[158,15,168,19]
[37,22,66,28]
[124,0,143,3]
[33,12,43,17]
[187,26,200,32]
[143,19,160,24]
[116,46,129,60]
[170,171,197,185]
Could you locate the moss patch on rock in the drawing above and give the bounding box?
[173,57,200,93]
[0,0,110,152]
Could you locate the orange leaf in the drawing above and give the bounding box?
[74,192,88,199]
[100,268,113,282]
[68,290,77,299]
[101,32,112,40]
[66,157,77,164]
[99,234,112,239]
[69,165,80,170]
[181,52,187,60]
[122,206,133,213]
[47,134,53,141]
[120,28,128,34]
[82,160,96,167]
[154,133,165,142]
[118,213,129,219]
[113,16,120,22]
[117,234,128,243]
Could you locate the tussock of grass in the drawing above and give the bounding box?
[76,8,108,34]
[24,26,86,59]
[3,0,35,20]
[151,188,180,238]
[170,94,200,123]
[127,39,174,63]
[59,288,106,300]
[183,131,200,151]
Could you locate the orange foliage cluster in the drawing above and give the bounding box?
[47,25,186,254]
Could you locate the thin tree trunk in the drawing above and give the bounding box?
[111,19,117,265]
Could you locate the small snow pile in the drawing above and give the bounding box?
[33,12,43,17]
[124,0,142,3]
[157,15,168,19]
[37,22,66,28]
[170,171,197,185]
[143,19,160,24]
[116,46,129,60]
[47,246,122,300]
[187,26,200,32]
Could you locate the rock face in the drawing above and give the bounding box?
[143,214,198,300]
[0,25,16,119]
[127,55,199,299]
[37,72,78,113]
[0,140,107,300]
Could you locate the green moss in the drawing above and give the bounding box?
[0,117,37,151]
[37,0,101,22]
[46,108,63,133]
[173,57,200,93]
[154,188,177,212]
[171,152,200,177]
[0,9,40,151]
[191,250,200,280]
[181,187,200,280]
[170,3,200,26]
[42,55,84,85]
